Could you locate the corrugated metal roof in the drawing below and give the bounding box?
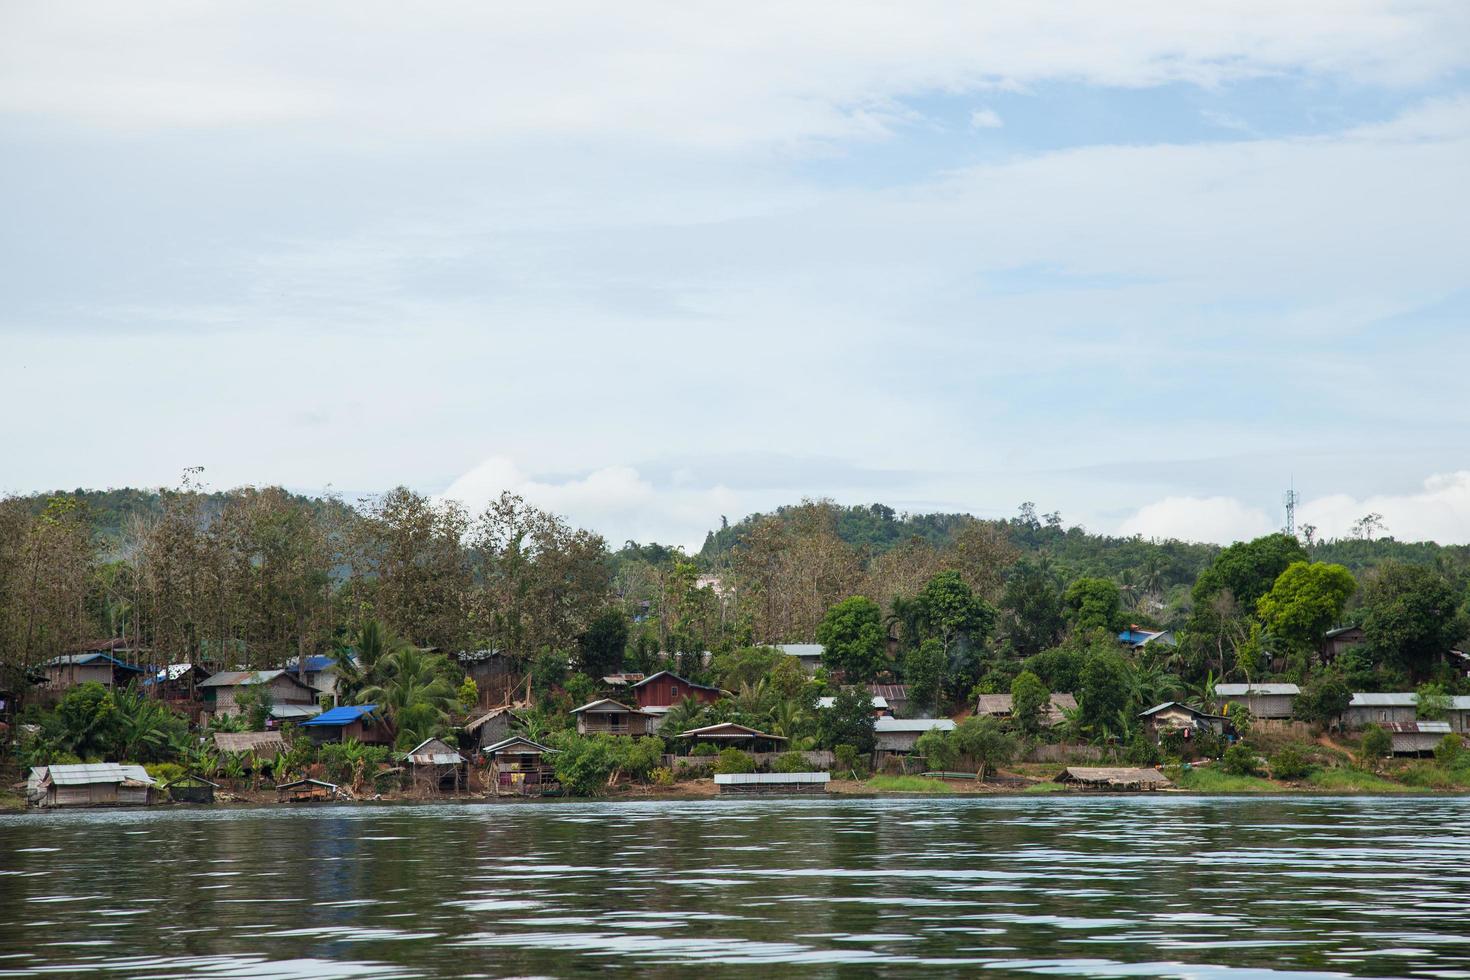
[874,717,955,733]
[42,652,144,670]
[482,735,557,755]
[775,644,823,658]
[867,683,909,701]
[1215,683,1301,696]
[1383,721,1452,734]
[200,669,288,688]
[815,695,887,709]
[269,703,322,720]
[570,698,648,715]
[630,670,722,694]
[46,763,154,786]
[1349,692,1418,707]
[678,722,786,740]
[300,704,378,726]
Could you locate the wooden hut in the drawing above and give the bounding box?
[975,692,1078,726]
[1054,767,1171,791]
[403,737,466,791]
[27,763,157,807]
[213,730,287,766]
[873,717,954,755]
[677,722,787,753]
[1139,702,1227,741]
[571,698,656,736]
[199,670,319,719]
[484,735,560,797]
[276,778,338,802]
[463,704,518,753]
[163,772,220,804]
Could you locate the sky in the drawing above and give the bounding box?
[2,2,1469,551]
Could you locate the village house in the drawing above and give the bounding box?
[299,703,392,744]
[41,649,147,692]
[1448,696,1470,733]
[276,655,345,699]
[199,669,319,719]
[141,662,213,700]
[1381,721,1452,755]
[1213,683,1300,720]
[1342,693,1418,729]
[631,670,723,713]
[403,737,465,791]
[775,643,825,674]
[1322,625,1366,662]
[1139,702,1227,741]
[484,735,560,796]
[676,722,788,753]
[816,694,891,716]
[571,698,656,736]
[874,717,955,755]
[27,763,156,808]
[868,683,911,718]
[1118,627,1176,652]
[975,692,1077,727]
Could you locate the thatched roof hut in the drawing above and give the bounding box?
[1054,766,1171,791]
[213,730,286,761]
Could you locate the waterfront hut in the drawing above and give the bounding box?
[571,698,657,736]
[403,737,466,791]
[677,722,787,753]
[163,772,220,804]
[1213,683,1300,720]
[27,763,156,807]
[298,704,393,745]
[483,735,560,796]
[873,717,955,755]
[199,670,319,720]
[276,778,338,802]
[975,692,1077,727]
[1054,767,1171,791]
[213,730,287,764]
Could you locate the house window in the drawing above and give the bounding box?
[1379,710,1388,722]
[671,685,680,698]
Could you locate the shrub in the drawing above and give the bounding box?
[773,751,815,774]
[674,762,712,781]
[145,762,187,785]
[833,744,867,778]
[713,748,756,775]
[1220,743,1262,777]
[1269,747,1315,781]
[1435,733,1465,768]
[1123,734,1160,767]
[651,766,674,787]
[690,743,718,757]
[1360,724,1392,763]
[1194,731,1226,760]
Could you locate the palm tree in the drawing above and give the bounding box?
[334,619,411,704]
[359,647,458,749]
[1126,658,1182,711]
[658,696,708,740]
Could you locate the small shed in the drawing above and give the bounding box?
[163,772,220,804]
[463,704,518,752]
[571,698,656,736]
[1139,702,1227,740]
[213,730,287,764]
[276,778,338,802]
[28,763,157,807]
[1214,683,1300,720]
[874,717,955,754]
[484,735,560,796]
[677,722,788,753]
[1054,767,1172,791]
[715,772,830,795]
[1384,720,1451,755]
[298,704,392,745]
[403,737,466,791]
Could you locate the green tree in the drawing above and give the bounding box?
[235,680,275,732]
[951,715,1017,781]
[1359,562,1467,680]
[1063,577,1123,634]
[999,559,1066,658]
[1024,644,1086,694]
[1255,561,1356,656]
[818,686,876,754]
[815,596,888,681]
[1192,533,1308,612]
[575,607,630,678]
[359,646,460,749]
[1079,648,1130,735]
[1416,682,1451,721]
[1009,670,1050,734]
[903,639,946,714]
[1294,674,1351,728]
[1360,724,1392,763]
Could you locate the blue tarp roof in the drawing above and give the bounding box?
[301,704,377,727]
[279,655,337,673]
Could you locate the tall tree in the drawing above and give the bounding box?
[1359,562,1467,680]
[816,595,888,681]
[1255,561,1356,659]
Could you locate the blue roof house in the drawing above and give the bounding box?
[299,704,393,745]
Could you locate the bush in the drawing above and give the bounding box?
[1221,743,1262,777]
[1360,724,1392,763]
[1123,734,1160,767]
[713,748,756,775]
[1194,731,1226,760]
[690,743,718,757]
[145,762,187,785]
[674,762,712,781]
[1269,747,1315,781]
[773,751,815,773]
[1435,733,1465,768]
[833,744,867,778]
[651,766,674,787]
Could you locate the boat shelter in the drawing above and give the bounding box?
[27,763,156,808]
[276,778,339,802]
[1054,767,1172,791]
[162,772,220,804]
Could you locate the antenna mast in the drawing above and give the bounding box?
[1283,483,1300,537]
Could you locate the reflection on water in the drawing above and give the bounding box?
[0,796,1468,978]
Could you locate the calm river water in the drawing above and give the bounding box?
[1,795,1467,978]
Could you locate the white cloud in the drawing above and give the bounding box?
[1298,471,1470,543]
[970,108,1003,129]
[2,2,1466,144]
[437,456,740,550]
[1118,496,1277,544]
